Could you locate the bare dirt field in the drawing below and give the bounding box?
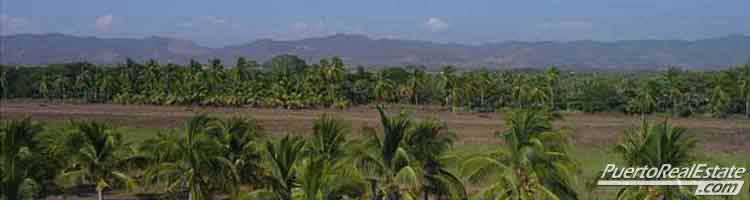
[2,101,749,154]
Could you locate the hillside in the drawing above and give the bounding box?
[2,33,749,69]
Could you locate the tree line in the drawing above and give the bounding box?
[1,55,750,118]
[1,107,709,200]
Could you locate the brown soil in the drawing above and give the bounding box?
[2,101,749,154]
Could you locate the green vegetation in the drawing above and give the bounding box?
[2,56,750,118]
[1,107,748,200]
[1,55,749,199]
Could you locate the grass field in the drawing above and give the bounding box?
[2,101,749,199]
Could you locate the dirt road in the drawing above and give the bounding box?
[2,101,749,153]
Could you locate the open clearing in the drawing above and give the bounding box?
[2,101,749,154]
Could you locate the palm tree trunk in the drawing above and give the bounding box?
[98,189,103,200]
[369,179,380,200]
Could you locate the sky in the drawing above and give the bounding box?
[2,0,749,47]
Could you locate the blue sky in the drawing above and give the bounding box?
[2,0,749,47]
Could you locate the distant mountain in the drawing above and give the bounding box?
[2,33,749,69]
[1,33,210,65]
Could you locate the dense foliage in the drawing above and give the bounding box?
[1,106,728,200]
[2,55,750,118]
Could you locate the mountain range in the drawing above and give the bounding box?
[2,33,749,69]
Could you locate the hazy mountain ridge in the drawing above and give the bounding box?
[2,33,749,69]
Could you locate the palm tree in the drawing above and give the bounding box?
[1,118,43,200]
[440,66,462,112]
[207,117,263,197]
[461,109,579,200]
[373,71,394,103]
[545,67,561,110]
[319,57,346,106]
[0,66,9,101]
[709,85,731,118]
[613,120,696,199]
[738,63,750,118]
[404,119,466,200]
[309,114,349,161]
[350,106,423,200]
[662,67,684,116]
[297,114,367,199]
[253,135,306,200]
[407,66,426,105]
[56,121,137,200]
[153,115,223,200]
[629,88,656,122]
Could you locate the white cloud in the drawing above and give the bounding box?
[424,17,449,32]
[1,15,29,35]
[95,14,113,32]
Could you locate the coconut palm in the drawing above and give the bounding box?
[207,117,263,197]
[309,114,349,161]
[296,114,367,199]
[248,135,306,200]
[404,119,466,200]
[461,109,579,200]
[613,120,696,200]
[373,71,395,103]
[350,106,424,200]
[709,85,732,118]
[629,87,656,122]
[153,115,223,200]
[319,57,346,106]
[439,66,461,112]
[0,66,8,100]
[662,67,685,116]
[406,66,426,105]
[544,67,561,110]
[55,121,137,200]
[738,63,750,118]
[1,118,43,200]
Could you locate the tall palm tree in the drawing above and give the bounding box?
[662,67,684,116]
[440,65,462,112]
[1,118,43,200]
[56,121,137,200]
[350,106,423,200]
[0,66,8,101]
[404,119,466,200]
[709,85,731,118]
[613,120,696,200]
[37,74,53,100]
[407,66,426,105]
[545,67,561,110]
[373,71,394,103]
[629,88,656,122]
[462,109,579,200]
[319,57,346,106]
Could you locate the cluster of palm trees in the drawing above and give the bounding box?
[2,56,750,117]
[2,106,713,200]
